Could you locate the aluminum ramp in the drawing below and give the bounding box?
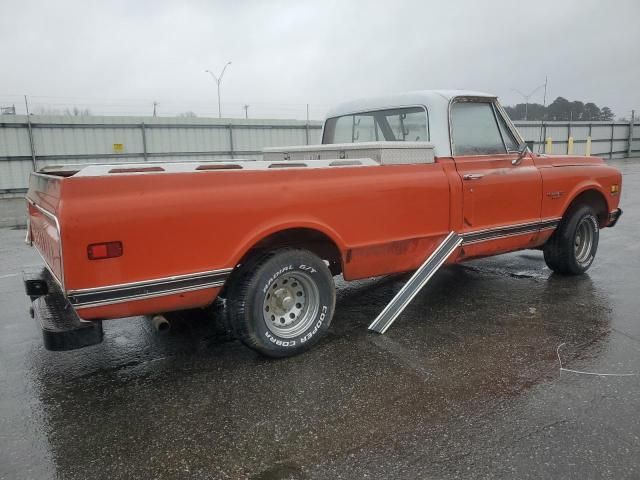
[368,232,462,334]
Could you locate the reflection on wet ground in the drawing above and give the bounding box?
[1,159,639,479]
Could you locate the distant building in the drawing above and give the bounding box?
[1,105,16,115]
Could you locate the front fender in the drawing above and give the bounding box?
[561,181,611,213]
[539,164,621,222]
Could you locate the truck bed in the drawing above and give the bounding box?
[26,145,451,321]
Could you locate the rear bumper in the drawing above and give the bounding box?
[608,208,622,228]
[23,267,103,351]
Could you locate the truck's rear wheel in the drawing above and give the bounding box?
[543,205,599,275]
[227,249,336,357]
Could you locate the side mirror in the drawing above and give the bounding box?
[512,143,529,165]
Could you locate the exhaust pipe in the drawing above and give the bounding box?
[150,314,171,333]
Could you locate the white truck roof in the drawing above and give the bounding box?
[324,90,498,157]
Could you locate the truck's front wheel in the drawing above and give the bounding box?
[543,205,600,275]
[227,249,336,357]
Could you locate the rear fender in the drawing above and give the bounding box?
[229,219,347,270]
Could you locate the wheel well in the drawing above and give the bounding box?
[240,228,343,276]
[565,189,608,226]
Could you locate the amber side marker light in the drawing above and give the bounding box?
[88,241,123,260]
[610,185,620,195]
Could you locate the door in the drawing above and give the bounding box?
[450,99,542,251]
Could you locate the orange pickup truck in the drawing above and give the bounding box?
[24,90,622,356]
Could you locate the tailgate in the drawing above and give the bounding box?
[26,173,65,288]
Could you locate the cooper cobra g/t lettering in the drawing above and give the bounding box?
[24,90,622,356]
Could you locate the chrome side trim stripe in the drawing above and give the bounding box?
[66,268,233,295]
[68,268,232,309]
[461,218,560,245]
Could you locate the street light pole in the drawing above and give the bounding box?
[205,61,232,119]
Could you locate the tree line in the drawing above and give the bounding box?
[504,97,614,122]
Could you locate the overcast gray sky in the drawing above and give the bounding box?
[1,0,639,119]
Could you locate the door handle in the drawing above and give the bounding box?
[463,173,485,181]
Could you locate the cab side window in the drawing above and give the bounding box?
[496,109,518,152]
[451,102,506,156]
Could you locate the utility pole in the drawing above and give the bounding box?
[205,61,232,119]
[628,109,635,157]
[153,101,158,117]
[243,104,249,119]
[536,76,549,153]
[305,104,311,145]
[23,95,37,170]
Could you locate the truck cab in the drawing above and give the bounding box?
[318,90,621,260]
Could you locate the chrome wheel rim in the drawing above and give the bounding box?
[574,217,594,265]
[262,272,319,338]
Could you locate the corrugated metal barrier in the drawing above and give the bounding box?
[0,115,638,194]
[516,121,639,158]
[0,115,323,192]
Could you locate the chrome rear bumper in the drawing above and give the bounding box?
[24,267,103,351]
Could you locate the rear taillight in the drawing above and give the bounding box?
[87,241,123,260]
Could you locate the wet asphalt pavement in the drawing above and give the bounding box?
[1,159,639,480]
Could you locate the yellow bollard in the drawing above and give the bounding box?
[545,137,552,154]
[567,136,574,155]
[585,136,592,156]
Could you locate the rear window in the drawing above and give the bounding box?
[322,107,428,144]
